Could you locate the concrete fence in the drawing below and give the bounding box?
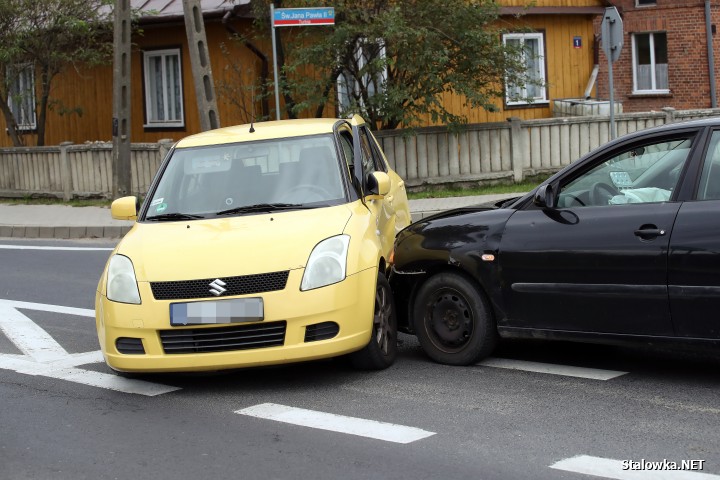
[375,107,720,188]
[1,108,719,199]
[0,140,173,200]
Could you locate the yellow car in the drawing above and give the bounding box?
[95,116,410,373]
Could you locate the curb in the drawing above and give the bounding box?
[0,225,133,240]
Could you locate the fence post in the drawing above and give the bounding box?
[508,117,524,182]
[662,107,676,124]
[59,141,74,201]
[158,138,174,162]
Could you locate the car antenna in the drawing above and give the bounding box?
[249,86,256,133]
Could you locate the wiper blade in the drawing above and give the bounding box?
[216,203,313,216]
[145,213,205,221]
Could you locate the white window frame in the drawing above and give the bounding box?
[636,0,657,7]
[336,38,387,115]
[7,63,37,130]
[143,48,184,128]
[631,32,669,94]
[503,32,548,106]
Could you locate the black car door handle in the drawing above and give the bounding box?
[634,226,666,240]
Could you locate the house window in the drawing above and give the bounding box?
[336,38,387,115]
[636,0,656,6]
[632,32,668,93]
[7,64,36,130]
[143,48,184,127]
[503,33,548,106]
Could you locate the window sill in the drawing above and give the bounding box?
[629,91,671,98]
[5,126,37,134]
[143,123,186,132]
[505,101,550,110]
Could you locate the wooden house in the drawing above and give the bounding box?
[1,0,607,147]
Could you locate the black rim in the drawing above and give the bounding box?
[374,282,392,355]
[423,287,474,353]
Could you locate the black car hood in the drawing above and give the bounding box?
[418,205,497,223]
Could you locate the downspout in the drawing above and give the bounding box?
[584,34,601,99]
[222,11,270,119]
[706,0,717,108]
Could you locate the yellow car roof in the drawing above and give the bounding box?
[175,118,362,149]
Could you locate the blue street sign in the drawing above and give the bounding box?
[273,7,335,27]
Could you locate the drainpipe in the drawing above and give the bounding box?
[706,0,717,108]
[222,11,270,119]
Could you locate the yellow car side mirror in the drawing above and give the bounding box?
[111,196,138,221]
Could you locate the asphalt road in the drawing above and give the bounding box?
[1,238,719,480]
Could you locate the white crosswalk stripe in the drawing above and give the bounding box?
[236,403,435,444]
[0,299,179,396]
[478,357,628,380]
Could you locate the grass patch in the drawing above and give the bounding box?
[0,197,112,207]
[407,174,551,200]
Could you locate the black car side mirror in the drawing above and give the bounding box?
[533,184,557,209]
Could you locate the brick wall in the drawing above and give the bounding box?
[594,1,720,112]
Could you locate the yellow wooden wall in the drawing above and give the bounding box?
[416,12,601,126]
[0,18,263,148]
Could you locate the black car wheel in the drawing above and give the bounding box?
[349,272,398,370]
[413,272,497,366]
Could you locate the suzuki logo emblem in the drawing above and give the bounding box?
[209,279,227,296]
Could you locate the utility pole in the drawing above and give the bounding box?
[183,0,220,131]
[112,0,132,199]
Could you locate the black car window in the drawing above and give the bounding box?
[358,127,377,180]
[697,130,720,200]
[338,130,355,177]
[557,137,693,208]
[366,128,389,173]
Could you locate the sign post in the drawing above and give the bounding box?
[270,5,335,120]
[602,7,623,140]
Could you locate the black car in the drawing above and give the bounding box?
[391,117,720,365]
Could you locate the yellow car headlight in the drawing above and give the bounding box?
[301,235,350,291]
[106,254,141,304]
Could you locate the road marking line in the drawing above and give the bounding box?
[0,305,69,362]
[478,358,627,380]
[0,299,94,317]
[0,355,178,396]
[235,403,435,444]
[0,245,114,251]
[551,455,720,480]
[0,299,179,396]
[55,368,180,396]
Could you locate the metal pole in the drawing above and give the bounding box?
[706,0,717,108]
[608,53,615,140]
[603,15,616,140]
[270,3,281,120]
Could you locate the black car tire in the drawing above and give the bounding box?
[413,272,497,366]
[349,272,398,370]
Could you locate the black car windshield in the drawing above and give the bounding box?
[144,134,346,220]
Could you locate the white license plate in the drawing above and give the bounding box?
[170,298,264,326]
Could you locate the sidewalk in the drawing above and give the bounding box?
[0,193,522,239]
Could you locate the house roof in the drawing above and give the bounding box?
[132,0,253,23]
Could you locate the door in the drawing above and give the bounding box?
[499,132,698,335]
[669,129,720,339]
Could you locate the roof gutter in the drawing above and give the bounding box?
[137,4,254,26]
[500,6,606,15]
